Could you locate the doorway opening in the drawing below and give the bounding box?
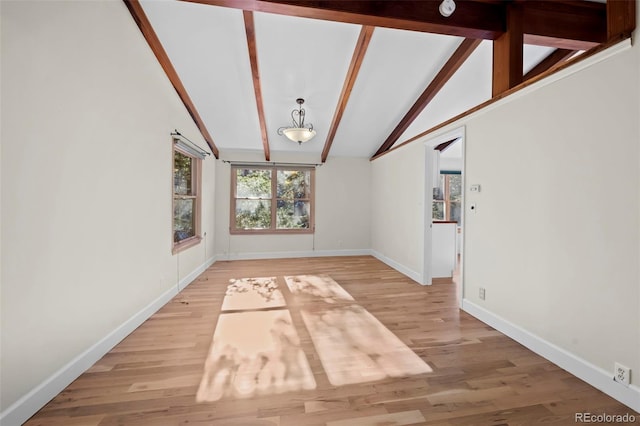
[423,127,465,307]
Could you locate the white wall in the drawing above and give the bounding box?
[215,150,371,258]
[0,0,216,417]
[462,38,639,386]
[440,140,463,172]
[370,29,640,409]
[370,143,427,281]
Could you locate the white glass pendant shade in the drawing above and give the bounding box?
[282,127,316,144]
[278,98,317,145]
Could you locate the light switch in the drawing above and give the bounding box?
[470,184,481,192]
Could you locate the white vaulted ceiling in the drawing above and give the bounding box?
[136,0,599,161]
[254,13,361,154]
[332,28,463,157]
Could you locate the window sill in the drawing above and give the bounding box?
[172,236,202,254]
[230,229,314,235]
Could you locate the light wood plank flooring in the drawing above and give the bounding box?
[25,256,638,425]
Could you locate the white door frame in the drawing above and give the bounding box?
[423,126,466,305]
[422,147,435,286]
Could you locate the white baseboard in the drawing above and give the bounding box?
[220,249,371,261]
[370,250,423,284]
[178,255,217,290]
[219,249,425,285]
[462,299,640,413]
[0,256,217,426]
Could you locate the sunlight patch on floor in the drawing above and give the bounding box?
[221,276,285,311]
[196,309,315,401]
[198,274,431,402]
[301,305,432,386]
[287,274,432,386]
[197,278,315,402]
[284,274,354,303]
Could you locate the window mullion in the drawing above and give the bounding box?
[444,175,451,221]
[271,168,277,230]
[231,167,236,230]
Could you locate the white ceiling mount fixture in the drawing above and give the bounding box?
[439,0,456,17]
[277,98,317,145]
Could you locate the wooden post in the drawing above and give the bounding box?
[607,0,636,40]
[492,3,523,97]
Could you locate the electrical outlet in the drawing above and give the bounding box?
[479,287,486,300]
[614,363,630,386]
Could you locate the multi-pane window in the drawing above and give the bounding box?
[173,148,201,252]
[231,166,314,233]
[433,173,462,223]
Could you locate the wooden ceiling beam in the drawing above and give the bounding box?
[522,0,606,50]
[371,35,628,162]
[123,0,219,158]
[523,48,577,82]
[184,0,504,40]
[321,25,374,163]
[522,34,596,51]
[435,138,458,152]
[243,11,270,161]
[372,38,481,158]
[492,2,523,97]
[183,0,608,49]
[607,0,636,40]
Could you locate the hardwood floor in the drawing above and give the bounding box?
[25,256,637,425]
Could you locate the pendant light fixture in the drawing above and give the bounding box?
[277,98,316,145]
